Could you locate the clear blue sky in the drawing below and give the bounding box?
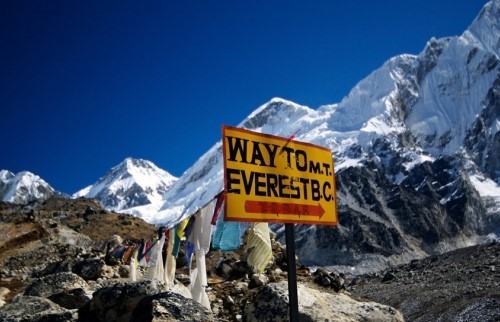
[0,0,487,194]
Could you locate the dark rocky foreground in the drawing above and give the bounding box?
[0,197,497,321]
[348,241,500,321]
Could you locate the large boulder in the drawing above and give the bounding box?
[313,268,345,292]
[244,281,404,322]
[0,295,76,322]
[82,279,161,322]
[72,258,109,281]
[23,272,91,309]
[132,292,215,321]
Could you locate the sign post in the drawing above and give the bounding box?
[222,125,338,321]
[285,223,299,321]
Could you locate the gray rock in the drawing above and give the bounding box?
[0,295,76,322]
[23,272,91,310]
[100,264,115,279]
[313,268,345,292]
[170,282,192,299]
[217,262,233,279]
[382,271,396,283]
[72,258,106,280]
[0,287,10,297]
[118,265,130,278]
[250,273,269,287]
[85,279,161,322]
[24,272,88,298]
[131,291,215,321]
[48,288,91,310]
[454,297,500,322]
[244,281,404,322]
[176,273,191,285]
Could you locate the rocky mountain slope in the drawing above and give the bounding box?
[349,240,500,321]
[0,197,405,321]
[0,197,497,321]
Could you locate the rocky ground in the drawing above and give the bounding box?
[0,197,497,321]
[348,241,500,321]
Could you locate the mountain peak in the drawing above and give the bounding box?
[119,157,153,170]
[240,97,315,135]
[0,170,56,204]
[465,0,500,55]
[73,158,178,215]
[0,170,14,181]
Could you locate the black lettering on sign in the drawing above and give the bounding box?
[299,178,309,199]
[226,136,249,163]
[227,136,281,167]
[322,162,331,176]
[266,173,278,197]
[241,171,254,195]
[226,168,333,203]
[226,168,241,193]
[323,181,332,201]
[311,179,321,201]
[290,177,300,199]
[278,175,290,198]
[250,141,267,166]
[264,143,280,168]
[281,146,294,168]
[309,161,321,174]
[295,149,307,172]
[254,172,266,196]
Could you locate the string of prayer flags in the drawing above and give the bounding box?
[190,250,210,309]
[138,241,147,266]
[184,216,196,241]
[146,230,166,283]
[187,199,215,309]
[164,229,176,290]
[138,239,157,264]
[185,241,195,272]
[130,248,139,282]
[176,217,191,241]
[172,226,182,258]
[108,244,126,260]
[196,199,215,253]
[121,244,137,265]
[246,222,273,274]
[212,216,242,251]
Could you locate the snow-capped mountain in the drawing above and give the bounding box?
[73,157,177,214]
[149,0,500,272]
[0,170,57,204]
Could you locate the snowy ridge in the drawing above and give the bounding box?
[0,170,56,204]
[73,157,177,214]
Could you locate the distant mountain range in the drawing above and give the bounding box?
[2,0,499,273]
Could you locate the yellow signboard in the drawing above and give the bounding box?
[222,125,337,225]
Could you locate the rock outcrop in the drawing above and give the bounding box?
[244,281,404,322]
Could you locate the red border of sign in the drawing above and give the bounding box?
[222,125,338,226]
